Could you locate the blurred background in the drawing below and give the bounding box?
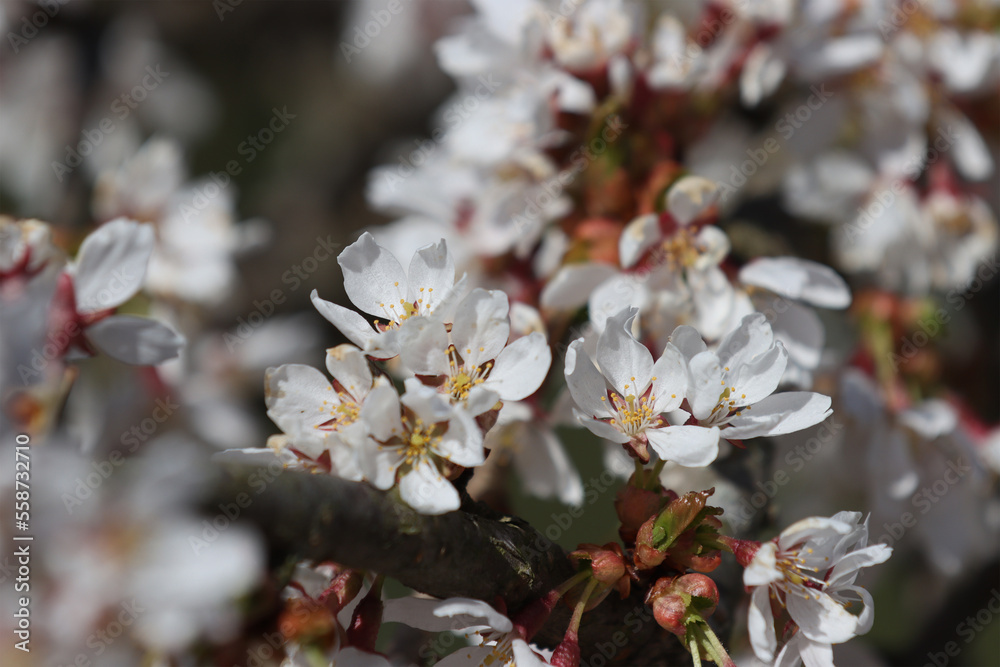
[1,1,998,666]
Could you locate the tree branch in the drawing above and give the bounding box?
[213,464,690,663]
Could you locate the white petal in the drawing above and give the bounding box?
[432,598,512,633]
[264,364,334,437]
[383,596,487,632]
[310,290,385,355]
[434,407,486,468]
[717,313,774,373]
[596,308,653,396]
[666,176,719,225]
[86,315,183,365]
[739,257,851,309]
[669,325,707,361]
[398,318,451,376]
[338,231,408,318]
[487,332,552,401]
[940,106,994,181]
[649,343,687,413]
[827,545,892,589]
[764,297,824,372]
[687,351,724,421]
[73,218,153,312]
[748,585,777,662]
[540,262,617,310]
[465,386,501,416]
[325,344,373,399]
[646,425,719,467]
[745,542,783,587]
[361,382,404,442]
[510,426,584,506]
[399,458,460,515]
[401,378,453,424]
[723,392,832,439]
[577,411,631,444]
[741,42,786,107]
[406,238,456,313]
[512,639,547,667]
[588,274,650,332]
[451,289,510,369]
[787,592,858,644]
[619,213,660,268]
[564,340,613,419]
[796,635,834,667]
[733,343,788,407]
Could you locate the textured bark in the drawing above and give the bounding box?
[213,464,691,663]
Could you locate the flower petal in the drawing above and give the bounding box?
[432,598,512,633]
[310,290,384,355]
[645,425,720,467]
[338,231,408,318]
[73,218,153,312]
[687,350,724,421]
[360,382,404,442]
[723,392,833,439]
[786,591,859,644]
[666,176,719,225]
[325,344,373,400]
[650,343,687,413]
[434,406,486,468]
[748,585,777,662]
[398,318,451,376]
[399,458,460,515]
[619,213,660,268]
[596,308,653,397]
[406,238,456,313]
[451,289,510,369]
[564,339,613,419]
[739,257,851,309]
[85,315,183,365]
[509,425,584,506]
[577,411,631,444]
[540,262,618,310]
[487,332,551,401]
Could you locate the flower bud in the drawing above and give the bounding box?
[615,482,674,544]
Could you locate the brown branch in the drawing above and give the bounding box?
[212,463,698,663]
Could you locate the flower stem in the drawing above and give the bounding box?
[648,459,667,487]
[568,577,600,633]
[555,570,591,598]
[689,635,702,667]
[633,458,646,488]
